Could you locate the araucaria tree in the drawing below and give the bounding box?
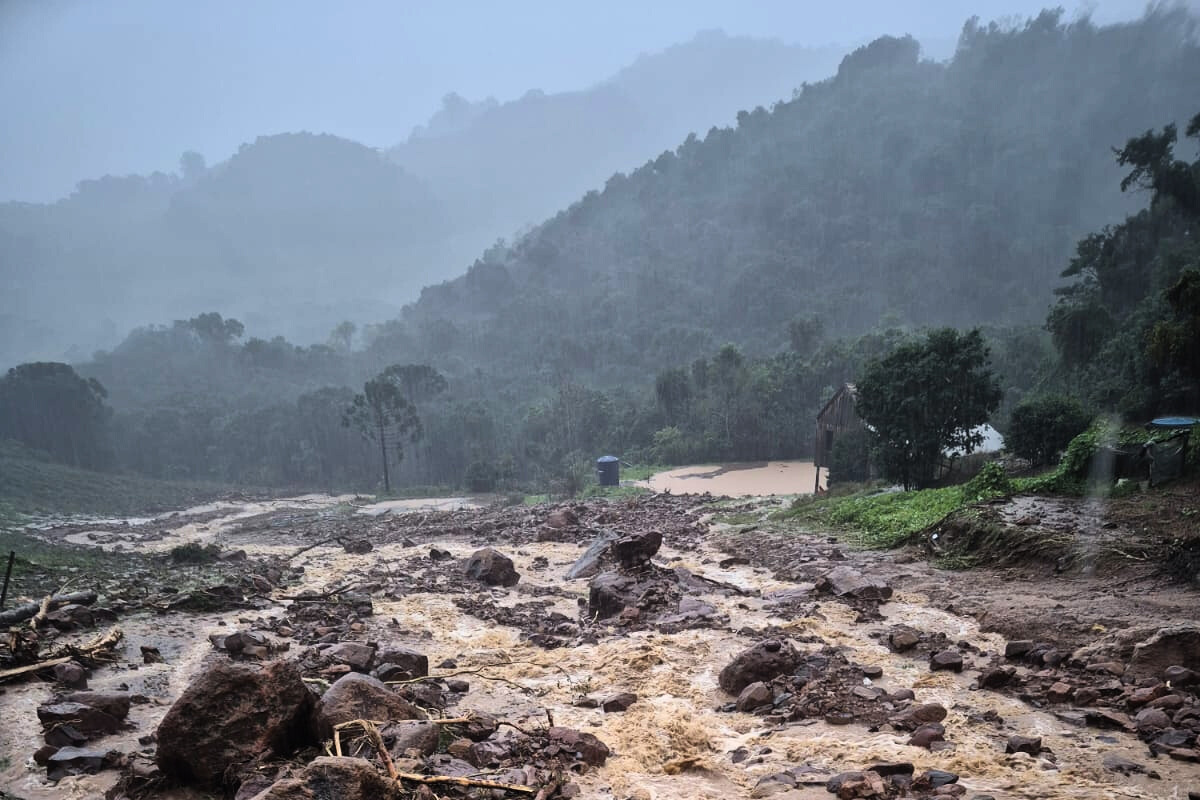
[855,328,1002,490]
[344,368,421,493]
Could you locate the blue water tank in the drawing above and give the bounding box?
[596,455,620,487]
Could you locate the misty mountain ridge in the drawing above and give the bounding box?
[0,29,845,370]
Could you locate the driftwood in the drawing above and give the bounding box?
[0,590,98,627]
[332,718,536,794]
[0,625,123,683]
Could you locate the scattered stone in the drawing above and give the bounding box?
[38,702,121,738]
[547,726,610,767]
[1005,640,1034,659]
[52,662,88,690]
[314,672,425,739]
[1006,735,1042,756]
[978,666,1014,689]
[464,547,520,587]
[888,629,920,652]
[890,703,948,731]
[342,539,373,554]
[156,660,315,789]
[719,639,801,694]
[323,641,375,672]
[141,645,164,664]
[930,650,964,672]
[908,723,946,749]
[816,566,893,600]
[247,756,396,800]
[429,547,452,561]
[612,531,662,569]
[45,746,110,782]
[374,645,428,680]
[601,692,638,712]
[1047,682,1073,703]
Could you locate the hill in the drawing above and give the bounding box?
[389,10,1200,388]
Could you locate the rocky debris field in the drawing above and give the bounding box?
[1,489,1200,799]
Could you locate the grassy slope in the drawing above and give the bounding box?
[0,440,237,520]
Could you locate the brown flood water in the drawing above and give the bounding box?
[646,461,823,497]
[3,495,1197,799]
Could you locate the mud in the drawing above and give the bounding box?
[1,489,1199,799]
[646,461,822,497]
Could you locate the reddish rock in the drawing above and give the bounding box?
[612,531,662,569]
[719,639,802,694]
[735,682,773,712]
[324,642,375,673]
[464,548,520,587]
[53,662,88,690]
[890,704,948,732]
[246,756,396,800]
[908,723,946,749]
[601,692,638,713]
[383,721,439,758]
[1046,682,1074,703]
[817,566,892,600]
[888,629,920,652]
[1006,735,1042,756]
[315,673,425,739]
[548,726,610,767]
[156,660,315,789]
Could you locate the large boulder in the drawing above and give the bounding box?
[464,548,520,587]
[565,531,618,579]
[314,672,425,739]
[156,660,315,789]
[247,756,398,800]
[373,645,428,680]
[719,639,802,694]
[612,531,662,569]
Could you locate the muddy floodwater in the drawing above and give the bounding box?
[3,488,1200,800]
[645,461,822,496]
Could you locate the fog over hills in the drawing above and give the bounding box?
[0,30,845,369]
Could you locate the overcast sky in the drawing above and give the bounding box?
[0,0,1172,203]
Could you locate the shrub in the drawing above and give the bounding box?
[1006,395,1093,466]
[169,542,220,564]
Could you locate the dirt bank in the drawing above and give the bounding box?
[1,490,1198,799]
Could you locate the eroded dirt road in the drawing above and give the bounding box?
[2,489,1200,800]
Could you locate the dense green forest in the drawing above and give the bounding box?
[3,10,1199,497]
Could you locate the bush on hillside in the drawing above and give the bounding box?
[1006,395,1093,466]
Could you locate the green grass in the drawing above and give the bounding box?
[0,440,235,518]
[617,463,667,482]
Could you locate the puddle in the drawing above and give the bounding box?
[646,461,822,497]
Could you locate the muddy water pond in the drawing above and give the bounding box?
[645,461,822,497]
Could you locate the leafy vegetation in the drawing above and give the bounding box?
[1006,395,1094,466]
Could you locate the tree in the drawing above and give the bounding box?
[856,328,1002,489]
[0,362,111,468]
[343,369,421,493]
[1006,395,1093,466]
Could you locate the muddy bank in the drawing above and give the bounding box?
[1,491,1199,799]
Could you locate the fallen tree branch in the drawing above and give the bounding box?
[286,538,338,562]
[0,590,98,627]
[279,583,358,601]
[0,625,123,683]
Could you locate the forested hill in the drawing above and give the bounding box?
[397,10,1200,386]
[388,30,843,245]
[0,133,446,367]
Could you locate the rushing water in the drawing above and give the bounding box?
[645,461,822,497]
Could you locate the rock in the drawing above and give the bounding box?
[601,692,638,712]
[1129,625,1200,679]
[719,639,801,694]
[1150,694,1185,710]
[565,531,619,580]
[548,726,610,767]
[218,549,248,562]
[446,679,469,693]
[890,703,948,731]
[156,660,315,789]
[869,762,914,777]
[978,666,1014,689]
[930,650,964,672]
[342,539,373,554]
[374,646,428,679]
[1086,660,1127,676]
[1006,735,1042,756]
[889,629,920,652]
[38,702,121,738]
[141,645,164,664]
[53,662,88,689]
[1073,688,1100,706]
[324,642,375,672]
[612,531,662,569]
[828,769,886,799]
[752,771,797,797]
[918,769,959,788]
[1102,753,1149,775]
[908,723,946,749]
[1047,682,1074,703]
[246,756,396,800]
[315,673,425,739]
[465,739,511,767]
[735,682,773,712]
[45,604,94,631]
[545,508,579,529]
[1127,685,1165,708]
[817,566,892,600]
[63,691,130,720]
[1135,707,1172,732]
[587,572,638,619]
[429,547,452,561]
[460,713,499,741]
[380,720,438,757]
[45,746,109,781]
[464,547,520,587]
[1004,640,1035,659]
[44,723,89,748]
[1165,665,1200,686]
